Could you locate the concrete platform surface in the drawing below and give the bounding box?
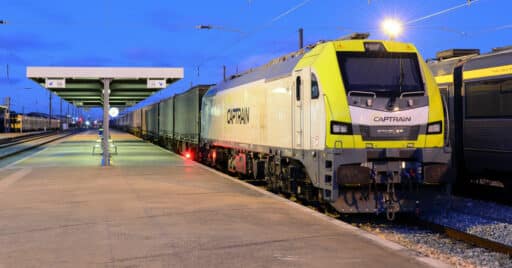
[0,130,446,267]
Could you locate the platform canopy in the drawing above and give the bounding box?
[26,66,184,167]
[26,67,184,108]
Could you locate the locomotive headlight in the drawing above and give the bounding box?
[427,121,442,134]
[331,121,352,135]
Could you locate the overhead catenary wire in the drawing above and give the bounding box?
[406,0,481,25]
[196,0,483,74]
[195,0,313,71]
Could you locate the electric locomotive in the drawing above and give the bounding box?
[201,33,451,218]
[428,47,512,190]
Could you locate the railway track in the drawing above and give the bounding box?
[0,131,59,148]
[242,177,512,259]
[234,174,512,268]
[417,218,512,256]
[0,129,81,161]
[135,132,512,266]
[178,152,512,259]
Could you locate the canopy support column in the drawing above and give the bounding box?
[102,78,111,166]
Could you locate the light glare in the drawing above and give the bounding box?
[381,18,403,39]
[109,107,119,117]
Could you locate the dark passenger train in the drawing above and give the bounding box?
[428,47,512,190]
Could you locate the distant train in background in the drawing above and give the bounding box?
[428,46,512,190]
[0,111,63,132]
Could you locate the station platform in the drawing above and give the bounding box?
[0,130,447,267]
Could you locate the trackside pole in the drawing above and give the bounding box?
[102,78,111,166]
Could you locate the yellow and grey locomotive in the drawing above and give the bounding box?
[200,34,451,218]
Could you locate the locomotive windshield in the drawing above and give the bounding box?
[337,52,424,96]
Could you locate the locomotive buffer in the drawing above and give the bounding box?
[26,67,183,166]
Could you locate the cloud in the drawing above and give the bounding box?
[123,48,165,61]
[0,33,67,52]
[235,52,282,73]
[0,77,22,86]
[121,47,205,67]
[0,53,26,65]
[49,56,115,67]
[6,0,75,25]
[145,9,194,32]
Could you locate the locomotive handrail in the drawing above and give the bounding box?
[399,91,425,98]
[441,94,450,147]
[323,94,334,120]
[348,91,376,98]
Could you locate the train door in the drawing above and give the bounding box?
[309,71,324,150]
[293,68,311,151]
[452,65,465,174]
[438,85,451,147]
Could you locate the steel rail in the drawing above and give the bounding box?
[0,131,59,149]
[0,130,82,161]
[417,219,512,256]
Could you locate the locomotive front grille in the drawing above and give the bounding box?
[359,125,420,141]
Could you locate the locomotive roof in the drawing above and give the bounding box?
[135,84,215,113]
[428,47,512,81]
[205,53,304,97]
[463,47,512,71]
[427,56,466,77]
[205,37,420,96]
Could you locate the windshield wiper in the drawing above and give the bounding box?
[398,57,405,97]
[387,58,405,108]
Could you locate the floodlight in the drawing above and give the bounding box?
[381,18,403,40]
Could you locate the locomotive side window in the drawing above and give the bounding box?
[466,79,512,118]
[296,76,301,101]
[311,73,320,99]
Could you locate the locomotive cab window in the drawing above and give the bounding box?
[311,73,320,99]
[296,76,301,101]
[337,52,424,96]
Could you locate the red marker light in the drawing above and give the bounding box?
[185,152,191,159]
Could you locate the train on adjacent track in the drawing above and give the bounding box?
[115,33,452,219]
[1,112,61,132]
[428,47,512,190]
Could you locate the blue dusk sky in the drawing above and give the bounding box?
[0,0,510,119]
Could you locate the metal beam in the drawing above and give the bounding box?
[39,82,102,90]
[56,92,100,96]
[111,91,153,96]
[110,83,150,90]
[102,79,111,166]
[110,96,150,99]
